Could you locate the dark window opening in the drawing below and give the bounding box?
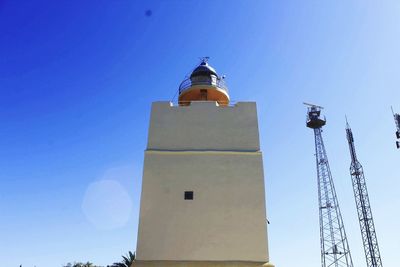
[200,89,208,100]
[184,191,194,200]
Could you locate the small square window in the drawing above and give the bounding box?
[184,191,194,200]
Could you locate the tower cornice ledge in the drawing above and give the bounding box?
[132,261,274,267]
[145,149,262,155]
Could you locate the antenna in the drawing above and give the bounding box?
[303,102,324,109]
[305,107,353,267]
[345,121,383,267]
[392,107,400,149]
[199,56,210,64]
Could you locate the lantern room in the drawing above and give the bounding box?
[178,59,230,106]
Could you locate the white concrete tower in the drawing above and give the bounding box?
[134,59,274,267]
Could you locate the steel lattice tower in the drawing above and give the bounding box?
[346,121,383,267]
[305,103,353,267]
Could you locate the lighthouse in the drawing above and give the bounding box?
[133,59,274,267]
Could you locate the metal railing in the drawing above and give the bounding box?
[178,76,228,94]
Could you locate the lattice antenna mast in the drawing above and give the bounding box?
[346,120,383,267]
[391,107,400,149]
[304,103,353,267]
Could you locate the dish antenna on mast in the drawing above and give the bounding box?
[303,102,324,109]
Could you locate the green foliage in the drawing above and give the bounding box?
[63,262,101,267]
[62,251,135,267]
[110,251,135,267]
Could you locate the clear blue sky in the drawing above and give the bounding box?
[1,1,399,266]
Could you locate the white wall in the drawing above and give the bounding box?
[147,101,260,151]
[136,101,269,262]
